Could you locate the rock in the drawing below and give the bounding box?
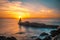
[18,21,59,28]
[30,36,37,39]
[40,32,49,36]
[16,32,25,34]
[6,36,17,40]
[50,30,57,37]
[50,28,60,37]
[43,36,52,40]
[53,34,60,40]
[35,38,41,40]
[0,36,6,40]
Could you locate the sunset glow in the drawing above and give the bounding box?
[0,0,60,19]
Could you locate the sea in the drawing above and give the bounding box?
[0,18,60,40]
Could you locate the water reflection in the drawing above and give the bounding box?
[0,19,19,35]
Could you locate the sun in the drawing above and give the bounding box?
[19,16,21,18]
[14,11,30,19]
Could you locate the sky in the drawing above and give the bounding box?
[0,0,60,18]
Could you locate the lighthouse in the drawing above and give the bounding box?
[18,17,22,25]
[18,16,22,24]
[19,18,21,23]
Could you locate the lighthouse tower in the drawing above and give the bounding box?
[19,18,21,23]
[18,16,22,24]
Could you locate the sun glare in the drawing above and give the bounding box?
[15,11,30,19]
[19,16,21,18]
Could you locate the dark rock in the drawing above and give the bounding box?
[50,28,60,37]
[54,35,60,40]
[50,30,57,37]
[40,32,49,36]
[35,38,41,40]
[43,36,52,40]
[57,28,60,35]
[16,32,25,34]
[18,21,59,28]
[0,36,6,40]
[6,37,17,40]
[30,36,37,39]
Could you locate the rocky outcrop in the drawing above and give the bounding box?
[0,36,17,40]
[18,21,59,28]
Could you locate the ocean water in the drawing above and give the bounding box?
[0,18,60,40]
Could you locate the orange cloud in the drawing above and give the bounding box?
[0,0,30,18]
[0,0,60,19]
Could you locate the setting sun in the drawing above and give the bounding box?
[17,12,30,18]
[11,12,30,19]
[19,16,21,18]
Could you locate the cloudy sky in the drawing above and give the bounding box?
[0,0,60,18]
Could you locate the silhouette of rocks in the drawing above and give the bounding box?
[50,28,60,37]
[54,34,60,40]
[43,36,52,40]
[56,28,60,35]
[50,30,57,37]
[19,21,30,26]
[0,36,6,40]
[40,32,49,36]
[6,37,17,40]
[30,36,37,39]
[16,32,25,34]
[0,36,17,40]
[18,21,59,28]
[35,38,41,40]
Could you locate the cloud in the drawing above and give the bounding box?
[0,0,30,18]
[0,0,60,18]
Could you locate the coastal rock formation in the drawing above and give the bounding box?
[35,38,41,40]
[0,36,6,40]
[18,21,59,28]
[0,36,17,40]
[40,32,49,36]
[6,37,17,40]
